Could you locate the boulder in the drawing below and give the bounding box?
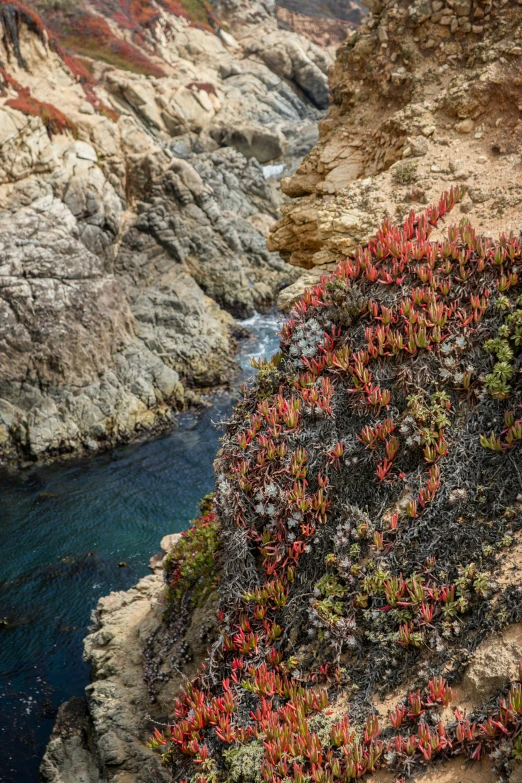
[216,124,287,163]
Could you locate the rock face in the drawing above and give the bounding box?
[270,0,522,306]
[40,534,219,783]
[41,567,169,783]
[275,6,359,49]
[40,697,102,783]
[0,0,340,462]
[122,146,295,318]
[276,0,367,24]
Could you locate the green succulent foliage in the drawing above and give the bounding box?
[313,573,348,625]
[483,305,522,399]
[513,735,522,761]
[164,494,220,620]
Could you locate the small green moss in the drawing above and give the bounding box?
[392,161,418,186]
[163,494,220,622]
[223,741,265,783]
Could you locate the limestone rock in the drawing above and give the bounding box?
[160,533,182,552]
[0,198,196,459]
[215,124,287,164]
[461,624,522,705]
[0,107,58,184]
[277,264,336,310]
[121,146,299,318]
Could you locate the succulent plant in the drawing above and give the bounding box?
[151,192,522,783]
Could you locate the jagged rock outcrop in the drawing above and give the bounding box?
[270,0,522,306]
[276,0,366,24]
[120,146,296,318]
[0,195,185,457]
[0,0,339,462]
[40,697,102,783]
[275,7,358,49]
[40,565,170,783]
[40,532,219,783]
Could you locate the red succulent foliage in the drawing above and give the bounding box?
[5,94,76,136]
[186,81,217,95]
[149,191,522,782]
[55,10,166,77]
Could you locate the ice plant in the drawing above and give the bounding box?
[151,193,522,783]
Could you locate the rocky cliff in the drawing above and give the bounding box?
[0,0,336,463]
[39,4,522,783]
[269,0,522,308]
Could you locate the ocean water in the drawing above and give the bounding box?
[0,312,281,783]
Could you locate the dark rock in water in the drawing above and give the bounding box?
[39,697,100,783]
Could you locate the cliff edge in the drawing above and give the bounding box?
[270,0,522,307]
[0,0,336,464]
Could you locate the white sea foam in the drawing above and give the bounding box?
[262,163,286,180]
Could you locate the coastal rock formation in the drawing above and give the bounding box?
[270,0,522,306]
[39,0,522,783]
[40,4,522,783]
[41,567,169,783]
[40,530,220,783]
[0,0,337,462]
[276,0,366,24]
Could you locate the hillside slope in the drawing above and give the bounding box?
[270,0,522,307]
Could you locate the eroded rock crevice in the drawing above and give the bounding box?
[0,0,338,463]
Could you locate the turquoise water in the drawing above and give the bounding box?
[0,313,280,783]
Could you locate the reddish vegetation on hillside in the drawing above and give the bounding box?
[0,0,118,119]
[86,0,217,33]
[0,50,77,137]
[151,192,522,782]
[47,9,166,77]
[6,94,77,135]
[0,0,223,122]
[30,0,219,77]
